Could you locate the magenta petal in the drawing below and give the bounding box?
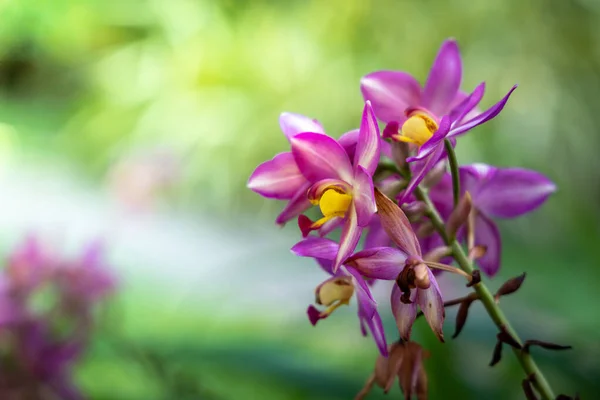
[391,285,417,341]
[417,269,445,341]
[364,216,391,249]
[275,183,312,225]
[354,101,382,176]
[400,143,445,204]
[248,152,307,199]
[332,205,362,272]
[353,166,377,227]
[307,305,324,325]
[291,237,338,261]
[345,247,406,280]
[474,213,501,277]
[279,112,325,139]
[408,115,451,162]
[422,39,462,116]
[449,82,485,126]
[448,85,518,138]
[360,71,422,124]
[291,132,353,183]
[475,167,556,218]
[338,129,359,160]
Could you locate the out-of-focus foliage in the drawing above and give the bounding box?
[0,0,598,398]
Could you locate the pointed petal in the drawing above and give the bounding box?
[354,101,382,176]
[401,144,445,203]
[279,112,325,139]
[374,188,421,256]
[353,166,377,227]
[448,85,518,138]
[407,116,451,162]
[391,285,418,341]
[360,71,422,123]
[275,183,312,225]
[248,152,307,199]
[449,82,485,126]
[291,132,353,182]
[475,168,556,218]
[291,237,338,261]
[474,213,502,276]
[417,269,445,342]
[422,39,462,115]
[345,247,407,280]
[332,205,362,272]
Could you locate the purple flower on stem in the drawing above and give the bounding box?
[431,164,556,276]
[345,189,473,341]
[291,237,388,356]
[361,39,518,201]
[291,102,381,271]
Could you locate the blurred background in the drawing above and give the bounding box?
[0,0,598,398]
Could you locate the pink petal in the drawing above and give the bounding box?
[400,143,445,204]
[345,247,407,280]
[354,101,382,176]
[474,213,501,277]
[279,112,325,139]
[360,71,422,123]
[332,205,362,273]
[416,269,445,342]
[290,132,353,183]
[248,152,308,199]
[363,216,391,249]
[422,39,462,116]
[353,166,377,227]
[391,285,418,341]
[338,129,359,160]
[448,85,518,138]
[449,83,485,127]
[275,182,312,225]
[474,167,556,218]
[291,237,339,261]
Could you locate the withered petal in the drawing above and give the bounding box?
[495,272,527,299]
[522,340,572,353]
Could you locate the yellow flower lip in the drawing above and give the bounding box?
[395,110,439,147]
[304,188,353,234]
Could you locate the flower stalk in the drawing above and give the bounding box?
[410,146,557,399]
[444,139,460,208]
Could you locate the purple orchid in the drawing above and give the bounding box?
[291,237,388,356]
[345,189,446,341]
[430,164,556,276]
[361,39,518,201]
[291,101,381,271]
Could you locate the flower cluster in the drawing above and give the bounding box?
[0,236,115,400]
[247,39,555,362]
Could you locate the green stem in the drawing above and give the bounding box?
[414,186,556,400]
[444,139,460,208]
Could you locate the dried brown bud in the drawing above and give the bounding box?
[466,270,481,287]
[446,192,472,239]
[423,245,452,263]
[391,140,410,168]
[416,221,435,238]
[452,294,478,339]
[522,340,572,353]
[489,339,504,367]
[468,245,487,260]
[522,375,539,400]
[494,273,527,300]
[402,201,428,222]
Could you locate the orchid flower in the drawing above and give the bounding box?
[291,101,381,271]
[345,189,473,341]
[430,164,556,276]
[291,237,388,356]
[361,39,518,201]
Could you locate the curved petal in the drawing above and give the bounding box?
[247,152,307,199]
[345,247,407,280]
[279,112,325,139]
[291,237,338,261]
[332,205,362,273]
[307,178,353,202]
[354,101,382,176]
[391,285,417,341]
[353,166,377,227]
[422,39,462,116]
[291,132,353,183]
[417,269,445,342]
[275,183,312,225]
[360,71,422,123]
[474,213,501,277]
[448,85,518,138]
[400,143,445,204]
[476,168,556,218]
[449,82,485,127]
[374,188,421,256]
[407,115,451,162]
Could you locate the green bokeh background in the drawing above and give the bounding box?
[0,0,598,398]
